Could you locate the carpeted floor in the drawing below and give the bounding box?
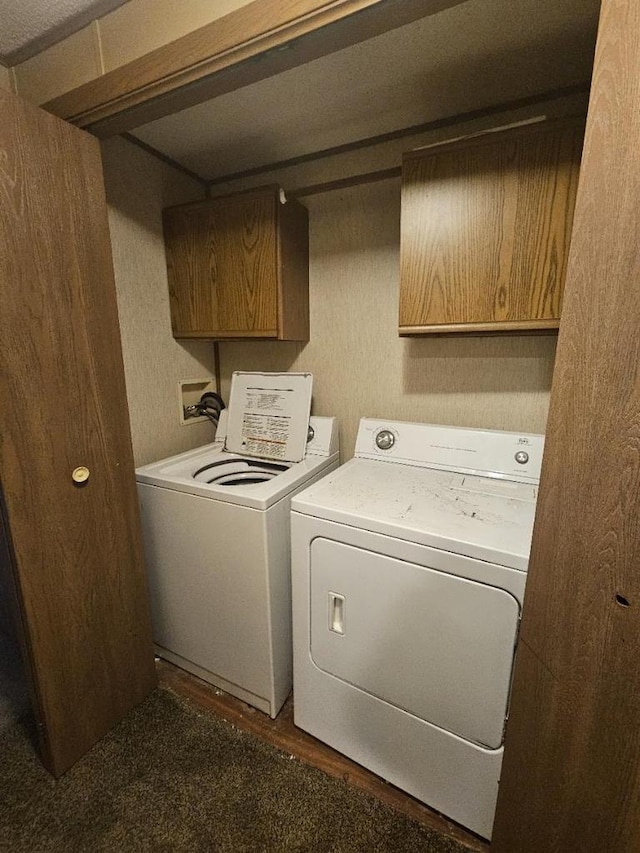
[0,688,472,853]
[0,632,29,735]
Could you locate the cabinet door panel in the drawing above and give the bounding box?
[165,191,278,335]
[214,193,278,333]
[0,88,156,776]
[165,206,218,333]
[399,119,583,333]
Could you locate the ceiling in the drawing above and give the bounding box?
[131,0,600,183]
[0,0,129,65]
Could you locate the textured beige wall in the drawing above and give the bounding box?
[101,137,216,466]
[12,0,254,104]
[12,24,101,105]
[218,178,557,460]
[99,0,255,72]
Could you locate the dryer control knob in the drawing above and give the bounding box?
[515,451,529,464]
[375,429,395,451]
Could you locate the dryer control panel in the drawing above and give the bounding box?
[355,419,544,484]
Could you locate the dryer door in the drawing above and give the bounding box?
[310,538,520,749]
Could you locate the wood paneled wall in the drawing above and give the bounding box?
[101,137,218,466]
[218,178,557,458]
[491,0,640,848]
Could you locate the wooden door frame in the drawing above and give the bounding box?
[492,0,640,848]
[43,0,466,136]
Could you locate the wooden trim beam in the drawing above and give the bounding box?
[399,319,560,336]
[42,0,467,137]
[174,330,279,340]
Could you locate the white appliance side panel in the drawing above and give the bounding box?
[264,460,340,716]
[310,539,519,749]
[138,483,273,703]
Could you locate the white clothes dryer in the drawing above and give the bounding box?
[291,418,543,838]
[137,408,339,718]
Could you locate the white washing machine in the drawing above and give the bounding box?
[291,418,544,839]
[137,372,339,718]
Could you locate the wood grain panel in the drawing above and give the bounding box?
[164,189,279,336]
[216,191,279,332]
[164,186,310,340]
[43,0,466,136]
[399,319,560,335]
[0,88,156,776]
[399,118,583,333]
[163,204,217,333]
[491,1,640,849]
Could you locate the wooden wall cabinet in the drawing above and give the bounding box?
[399,118,584,335]
[163,186,309,340]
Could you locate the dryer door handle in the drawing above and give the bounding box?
[329,592,345,635]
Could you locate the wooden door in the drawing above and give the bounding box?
[491,1,640,849]
[0,87,156,776]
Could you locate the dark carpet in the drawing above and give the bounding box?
[0,688,471,852]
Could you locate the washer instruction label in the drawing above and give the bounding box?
[225,373,313,462]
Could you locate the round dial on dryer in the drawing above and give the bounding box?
[375,429,396,451]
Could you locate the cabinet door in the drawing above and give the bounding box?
[399,119,583,334]
[165,190,279,337]
[0,88,156,775]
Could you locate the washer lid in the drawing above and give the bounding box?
[136,443,337,510]
[225,371,313,463]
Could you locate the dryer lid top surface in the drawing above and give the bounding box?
[292,457,537,570]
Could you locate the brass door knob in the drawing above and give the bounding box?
[72,466,90,484]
